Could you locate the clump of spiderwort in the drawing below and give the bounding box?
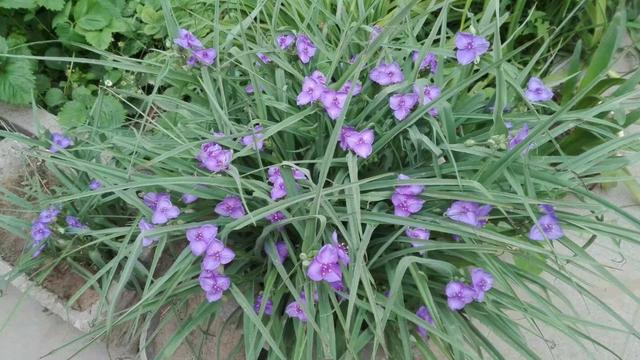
[174,28,217,67]
[391,174,425,217]
[339,127,375,158]
[445,267,494,311]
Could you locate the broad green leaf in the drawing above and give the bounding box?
[57,100,89,128]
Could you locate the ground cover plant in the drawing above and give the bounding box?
[2,0,640,359]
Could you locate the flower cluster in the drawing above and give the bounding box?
[339,127,374,158]
[196,141,233,173]
[391,174,425,217]
[240,125,265,151]
[446,200,492,228]
[174,29,217,66]
[144,192,180,225]
[306,231,349,298]
[528,205,564,241]
[214,195,246,219]
[445,267,494,310]
[30,206,60,257]
[187,224,235,302]
[49,133,73,153]
[267,166,306,200]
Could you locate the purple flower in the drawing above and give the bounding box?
[508,123,529,150]
[240,125,265,151]
[528,208,564,241]
[285,298,308,322]
[151,198,180,224]
[277,34,295,50]
[31,221,51,242]
[320,90,348,120]
[89,179,102,190]
[199,270,231,302]
[348,55,357,64]
[369,62,404,86]
[296,34,316,64]
[254,294,273,315]
[455,32,490,65]
[331,231,349,265]
[257,52,271,64]
[139,218,160,247]
[445,281,476,310]
[33,244,46,258]
[389,92,418,121]
[412,51,438,72]
[344,128,375,158]
[310,70,327,85]
[196,142,233,173]
[174,29,203,50]
[339,126,357,151]
[296,76,325,105]
[396,174,425,196]
[338,80,362,96]
[415,305,434,338]
[265,241,289,263]
[270,179,288,200]
[470,268,494,302]
[143,192,171,211]
[190,48,217,66]
[65,216,87,229]
[49,133,73,153]
[419,85,441,105]
[391,193,425,217]
[182,193,199,204]
[245,84,255,94]
[446,201,492,228]
[369,25,383,42]
[266,211,286,223]
[307,244,342,283]
[202,240,236,270]
[214,195,246,219]
[525,77,553,102]
[187,224,219,256]
[38,206,60,224]
[405,227,430,247]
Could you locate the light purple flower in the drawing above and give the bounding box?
[265,241,289,263]
[199,270,231,302]
[508,123,529,150]
[241,125,265,151]
[266,211,286,223]
[389,92,418,121]
[174,29,203,50]
[255,294,273,315]
[32,243,46,258]
[391,193,425,217]
[412,51,438,72]
[65,216,87,229]
[415,305,434,338]
[143,192,171,211]
[139,218,159,247]
[344,128,374,158]
[215,195,245,219]
[202,239,236,270]
[38,206,60,224]
[405,227,430,248]
[525,77,553,102]
[89,179,102,190]
[528,212,564,241]
[339,126,357,151]
[151,198,180,224]
[245,84,255,94]
[445,281,476,310]
[49,133,73,153]
[186,224,219,256]
[270,178,287,200]
[338,80,362,96]
[396,174,425,196]
[470,268,494,302]
[285,298,308,322]
[296,34,316,64]
[190,48,217,66]
[331,231,349,265]
[257,52,271,64]
[277,34,295,50]
[369,62,404,86]
[320,90,348,120]
[455,32,490,65]
[296,76,325,105]
[446,201,492,228]
[307,244,342,283]
[369,25,383,42]
[196,142,233,173]
[31,221,51,243]
[348,55,357,64]
[310,70,327,85]
[182,193,199,204]
[420,85,441,105]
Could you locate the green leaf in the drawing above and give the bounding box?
[72,86,95,106]
[77,12,110,30]
[95,95,126,129]
[57,100,89,128]
[0,0,36,9]
[44,88,65,107]
[37,0,64,11]
[83,29,113,49]
[0,58,35,105]
[72,0,93,19]
[513,252,545,276]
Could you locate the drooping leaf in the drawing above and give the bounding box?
[95,95,126,129]
[57,100,89,128]
[0,58,35,105]
[44,88,66,107]
[83,29,113,49]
